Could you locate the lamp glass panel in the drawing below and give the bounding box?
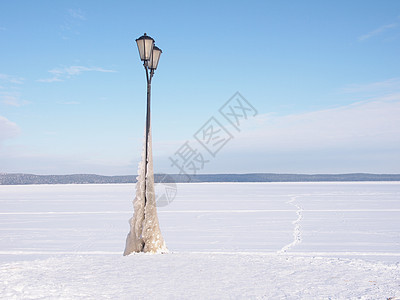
[149,48,162,69]
[136,36,154,61]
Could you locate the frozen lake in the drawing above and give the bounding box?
[1,182,399,262]
[1,182,400,299]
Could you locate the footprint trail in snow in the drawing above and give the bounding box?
[278,196,304,253]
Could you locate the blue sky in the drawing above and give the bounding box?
[1,0,399,175]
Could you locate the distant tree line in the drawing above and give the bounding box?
[1,173,400,185]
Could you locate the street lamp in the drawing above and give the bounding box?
[135,34,162,207]
[124,33,167,255]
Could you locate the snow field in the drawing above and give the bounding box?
[0,182,399,298]
[1,253,399,299]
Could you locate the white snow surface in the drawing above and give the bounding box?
[1,182,400,299]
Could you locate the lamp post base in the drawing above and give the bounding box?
[123,129,168,255]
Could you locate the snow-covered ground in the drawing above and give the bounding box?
[0,182,399,299]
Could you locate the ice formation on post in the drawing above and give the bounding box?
[123,128,168,255]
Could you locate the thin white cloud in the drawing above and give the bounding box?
[60,8,86,38]
[0,92,28,107]
[38,65,116,82]
[50,66,116,76]
[156,92,400,173]
[235,94,400,153]
[340,77,400,95]
[68,9,85,21]
[358,23,398,41]
[0,116,20,143]
[0,26,5,31]
[1,93,21,107]
[37,77,63,83]
[0,74,27,106]
[0,73,24,85]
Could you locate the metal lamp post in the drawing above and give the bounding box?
[123,33,167,255]
[135,33,162,206]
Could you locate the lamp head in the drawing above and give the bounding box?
[148,45,162,70]
[135,33,154,62]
